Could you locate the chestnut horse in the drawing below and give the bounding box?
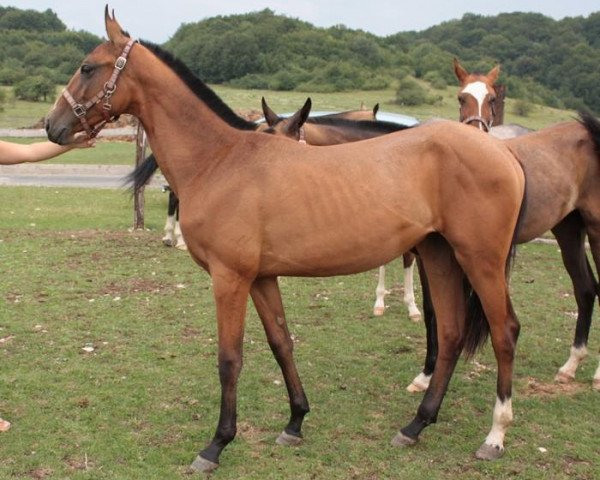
[407,60,600,393]
[46,9,526,471]
[260,97,422,320]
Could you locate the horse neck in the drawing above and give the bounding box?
[128,49,243,194]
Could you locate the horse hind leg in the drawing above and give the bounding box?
[373,265,387,316]
[551,215,596,384]
[407,257,436,393]
[578,218,600,390]
[250,277,310,444]
[459,256,520,460]
[392,235,465,446]
[403,252,421,321]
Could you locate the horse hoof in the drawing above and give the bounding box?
[373,306,385,316]
[475,443,504,460]
[554,371,574,384]
[390,432,417,447]
[0,418,11,432]
[162,238,174,247]
[409,313,421,322]
[406,382,427,393]
[190,455,219,473]
[175,243,188,251]
[276,430,303,446]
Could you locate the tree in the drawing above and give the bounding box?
[14,76,54,101]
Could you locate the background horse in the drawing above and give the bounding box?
[452,58,600,389]
[46,9,526,471]
[405,62,600,393]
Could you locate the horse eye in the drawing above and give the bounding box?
[489,97,497,104]
[80,64,95,75]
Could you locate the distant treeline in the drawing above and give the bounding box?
[1,6,599,112]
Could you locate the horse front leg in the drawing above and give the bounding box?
[393,235,465,446]
[250,276,310,444]
[192,267,252,473]
[551,214,597,384]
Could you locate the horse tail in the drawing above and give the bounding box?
[463,169,528,358]
[578,110,600,156]
[124,154,160,194]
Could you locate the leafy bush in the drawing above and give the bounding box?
[424,71,448,90]
[14,75,55,101]
[395,77,429,106]
[512,99,534,117]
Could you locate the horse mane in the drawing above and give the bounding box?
[139,40,257,131]
[306,117,412,134]
[578,110,600,156]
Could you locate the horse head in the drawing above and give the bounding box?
[453,58,501,132]
[46,7,136,144]
[261,97,312,142]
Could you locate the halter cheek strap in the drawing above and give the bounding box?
[63,38,136,138]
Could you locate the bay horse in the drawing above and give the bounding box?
[132,97,422,320]
[158,99,386,251]
[407,60,600,393]
[46,9,526,470]
[260,97,422,320]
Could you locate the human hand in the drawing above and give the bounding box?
[70,133,96,149]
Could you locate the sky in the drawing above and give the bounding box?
[6,1,599,43]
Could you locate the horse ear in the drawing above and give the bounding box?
[104,6,129,47]
[285,98,312,137]
[373,103,379,118]
[261,97,280,127]
[487,64,501,84]
[453,58,469,84]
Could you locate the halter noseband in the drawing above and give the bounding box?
[63,38,136,138]
[461,115,493,132]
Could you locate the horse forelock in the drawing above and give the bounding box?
[138,40,257,131]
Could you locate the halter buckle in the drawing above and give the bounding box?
[115,56,127,70]
[73,104,86,118]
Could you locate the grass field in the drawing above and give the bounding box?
[0,187,598,479]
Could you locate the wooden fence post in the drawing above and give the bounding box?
[133,121,147,230]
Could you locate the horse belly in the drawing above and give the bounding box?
[259,219,427,277]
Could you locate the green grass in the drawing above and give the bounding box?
[0,187,598,479]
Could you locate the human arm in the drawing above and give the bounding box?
[0,135,95,165]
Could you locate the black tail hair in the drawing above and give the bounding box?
[462,173,528,358]
[124,154,160,195]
